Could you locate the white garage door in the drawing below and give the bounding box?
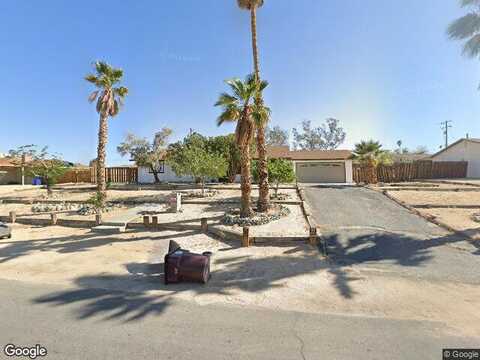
[296,162,346,183]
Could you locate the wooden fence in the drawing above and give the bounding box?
[90,167,138,184]
[57,168,92,184]
[353,161,468,183]
[57,167,138,184]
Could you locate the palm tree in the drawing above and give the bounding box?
[237,0,270,212]
[448,1,480,63]
[353,140,392,184]
[215,75,269,217]
[85,61,128,220]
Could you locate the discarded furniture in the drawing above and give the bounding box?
[164,240,211,284]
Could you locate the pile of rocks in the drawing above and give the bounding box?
[32,203,80,213]
[77,203,120,216]
[31,202,120,216]
[177,190,219,198]
[270,192,292,201]
[222,205,290,227]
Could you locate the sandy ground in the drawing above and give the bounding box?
[388,189,480,206]
[0,224,478,337]
[0,184,300,203]
[386,187,480,235]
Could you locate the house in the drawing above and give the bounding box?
[137,158,194,183]
[430,137,480,178]
[0,158,18,184]
[137,146,354,184]
[256,146,354,183]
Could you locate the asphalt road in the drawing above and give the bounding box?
[0,278,477,360]
[304,186,480,283]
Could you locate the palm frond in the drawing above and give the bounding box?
[85,74,99,85]
[88,90,99,103]
[462,33,480,57]
[217,105,240,126]
[448,12,480,40]
[214,93,238,107]
[114,86,129,98]
[226,78,246,101]
[237,0,264,10]
[461,0,480,7]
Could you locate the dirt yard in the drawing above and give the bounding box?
[380,181,480,237]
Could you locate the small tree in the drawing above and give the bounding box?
[266,126,289,146]
[117,128,172,183]
[167,134,227,195]
[9,146,69,195]
[206,134,241,183]
[253,158,295,197]
[292,118,346,150]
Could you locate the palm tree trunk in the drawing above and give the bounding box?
[96,113,108,219]
[251,5,270,212]
[240,144,253,218]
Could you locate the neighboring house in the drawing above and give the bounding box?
[137,158,194,183]
[430,137,480,178]
[390,153,430,163]
[0,158,19,184]
[255,146,354,183]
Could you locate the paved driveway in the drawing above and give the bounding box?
[303,185,480,283]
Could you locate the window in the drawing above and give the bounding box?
[148,160,165,173]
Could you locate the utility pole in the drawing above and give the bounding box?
[440,120,452,149]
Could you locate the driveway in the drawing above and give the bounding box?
[303,185,480,283]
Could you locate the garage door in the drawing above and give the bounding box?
[295,162,346,183]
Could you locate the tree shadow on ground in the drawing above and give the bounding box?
[31,226,480,322]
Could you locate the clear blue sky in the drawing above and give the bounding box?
[0,0,478,165]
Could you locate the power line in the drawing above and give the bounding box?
[440,120,452,149]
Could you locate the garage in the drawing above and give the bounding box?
[295,162,346,183]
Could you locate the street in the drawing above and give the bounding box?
[0,278,478,360]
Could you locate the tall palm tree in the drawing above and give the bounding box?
[215,75,269,218]
[448,0,480,63]
[237,0,270,212]
[85,61,128,220]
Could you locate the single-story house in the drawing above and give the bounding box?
[430,137,480,178]
[137,160,194,183]
[0,158,21,185]
[257,146,353,183]
[137,146,353,184]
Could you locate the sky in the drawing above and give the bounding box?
[0,0,479,165]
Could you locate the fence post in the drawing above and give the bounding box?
[201,218,208,233]
[151,216,158,228]
[50,213,58,225]
[242,227,250,247]
[9,211,16,224]
[309,227,317,245]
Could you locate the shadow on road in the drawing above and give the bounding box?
[29,224,480,322]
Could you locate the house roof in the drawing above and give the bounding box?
[254,146,352,161]
[288,149,352,160]
[430,138,480,158]
[0,158,16,167]
[390,153,430,163]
